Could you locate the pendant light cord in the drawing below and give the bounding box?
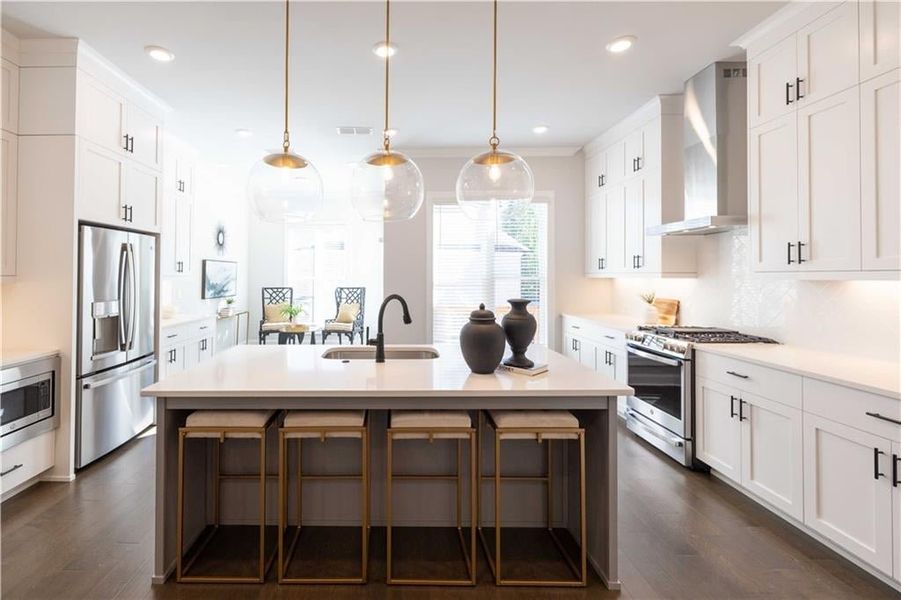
[489,0,499,152]
[383,0,391,152]
[282,0,291,153]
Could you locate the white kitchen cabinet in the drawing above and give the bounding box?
[624,128,644,176]
[623,177,646,271]
[2,58,19,134]
[184,336,213,370]
[564,333,596,369]
[78,140,125,225]
[894,441,900,581]
[585,150,607,195]
[77,73,127,155]
[1,429,54,498]
[803,412,894,575]
[173,195,192,275]
[740,392,804,520]
[1,130,17,277]
[125,161,161,232]
[696,377,742,484]
[861,69,900,270]
[605,184,626,272]
[796,1,859,106]
[797,87,860,272]
[748,35,797,127]
[126,103,162,171]
[749,114,799,273]
[860,1,900,81]
[585,193,607,274]
[605,140,626,184]
[563,333,579,362]
[160,345,185,379]
[174,156,195,197]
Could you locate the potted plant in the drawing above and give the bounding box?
[640,291,658,325]
[281,303,307,332]
[219,297,236,317]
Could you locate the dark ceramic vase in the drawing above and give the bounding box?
[502,298,536,368]
[460,304,506,374]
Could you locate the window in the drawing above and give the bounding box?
[284,224,348,324]
[431,199,550,345]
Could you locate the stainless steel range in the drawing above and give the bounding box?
[623,326,777,467]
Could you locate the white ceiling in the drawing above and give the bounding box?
[2,1,781,170]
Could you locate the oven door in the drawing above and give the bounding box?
[626,345,691,437]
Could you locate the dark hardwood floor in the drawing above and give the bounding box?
[2,423,897,599]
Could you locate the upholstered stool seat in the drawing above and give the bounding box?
[386,410,477,586]
[177,410,278,583]
[278,410,369,584]
[479,410,587,587]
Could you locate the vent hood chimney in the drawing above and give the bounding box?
[647,62,747,236]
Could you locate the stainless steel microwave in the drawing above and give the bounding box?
[1,355,60,451]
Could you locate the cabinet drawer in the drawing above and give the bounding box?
[695,352,801,408]
[562,318,626,347]
[190,319,215,339]
[803,378,901,441]
[1,429,55,496]
[161,325,186,345]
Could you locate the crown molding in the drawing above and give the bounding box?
[406,145,581,159]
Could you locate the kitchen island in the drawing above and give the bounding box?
[142,343,632,587]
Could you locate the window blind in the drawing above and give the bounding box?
[432,200,549,345]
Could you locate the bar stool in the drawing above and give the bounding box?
[386,410,477,586]
[176,409,278,583]
[478,410,587,587]
[278,410,369,584]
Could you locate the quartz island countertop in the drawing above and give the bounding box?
[143,343,633,400]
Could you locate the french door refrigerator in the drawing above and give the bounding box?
[76,224,156,468]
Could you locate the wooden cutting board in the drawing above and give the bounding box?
[653,298,679,325]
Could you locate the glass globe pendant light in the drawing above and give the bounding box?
[247,0,323,223]
[456,0,534,219]
[351,0,424,222]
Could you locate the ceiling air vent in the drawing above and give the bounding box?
[336,126,373,136]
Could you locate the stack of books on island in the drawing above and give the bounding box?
[497,361,548,376]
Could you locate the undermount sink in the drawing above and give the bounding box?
[321,346,440,360]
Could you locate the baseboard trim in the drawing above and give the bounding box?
[40,474,76,483]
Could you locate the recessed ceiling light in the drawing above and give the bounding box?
[372,41,397,58]
[605,35,636,54]
[144,45,175,62]
[234,128,253,139]
[532,125,549,134]
[384,128,398,138]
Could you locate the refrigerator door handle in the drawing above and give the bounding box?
[82,359,156,390]
[117,243,128,351]
[126,243,138,350]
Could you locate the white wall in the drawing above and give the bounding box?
[383,152,610,350]
[609,229,900,361]
[161,161,251,319]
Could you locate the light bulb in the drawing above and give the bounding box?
[488,164,502,182]
[383,166,395,182]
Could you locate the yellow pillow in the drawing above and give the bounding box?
[336,302,360,323]
[264,303,289,323]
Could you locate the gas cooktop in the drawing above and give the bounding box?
[626,326,779,359]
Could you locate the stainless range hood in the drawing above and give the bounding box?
[648,62,748,236]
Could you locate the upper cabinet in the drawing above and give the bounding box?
[161,136,196,277]
[741,0,899,278]
[859,0,900,81]
[583,96,696,278]
[1,130,18,277]
[1,58,19,134]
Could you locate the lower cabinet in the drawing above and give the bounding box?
[562,316,630,413]
[895,441,900,581]
[696,377,803,520]
[160,317,216,379]
[803,412,895,576]
[1,429,55,498]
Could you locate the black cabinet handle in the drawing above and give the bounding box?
[787,242,795,264]
[874,448,886,480]
[635,157,642,171]
[785,81,794,105]
[129,135,135,153]
[123,134,130,151]
[730,395,737,419]
[637,255,643,268]
[726,370,749,379]
[1,463,24,477]
[600,257,606,270]
[166,333,177,339]
[893,454,899,487]
[865,412,901,426]
[797,241,806,264]
[795,77,804,100]
[739,399,748,421]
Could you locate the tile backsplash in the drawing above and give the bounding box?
[611,230,900,361]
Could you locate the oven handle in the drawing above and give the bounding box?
[627,346,683,367]
[626,408,685,448]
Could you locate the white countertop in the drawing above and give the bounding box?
[143,344,633,398]
[695,344,901,400]
[1,348,60,370]
[160,314,214,330]
[562,313,638,333]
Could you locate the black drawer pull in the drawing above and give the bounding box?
[726,370,749,379]
[795,77,805,100]
[865,412,901,426]
[874,448,886,480]
[787,242,795,265]
[166,334,178,339]
[1,464,24,477]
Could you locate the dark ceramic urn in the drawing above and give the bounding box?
[460,303,506,374]
[502,298,536,368]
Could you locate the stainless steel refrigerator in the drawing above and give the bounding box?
[76,224,156,468]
